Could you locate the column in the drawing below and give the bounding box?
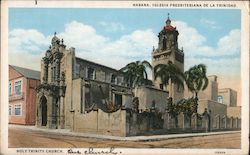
[43,58,49,83]
[177,112,184,130]
[59,96,65,129]
[55,59,60,84]
[191,113,198,130]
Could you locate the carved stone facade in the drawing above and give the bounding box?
[36,33,134,129]
[36,33,66,129]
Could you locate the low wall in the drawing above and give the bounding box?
[72,108,241,137]
[126,110,164,136]
[73,109,127,136]
[126,110,241,136]
[227,106,241,118]
[69,78,241,137]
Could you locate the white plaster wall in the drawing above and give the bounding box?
[134,86,168,112]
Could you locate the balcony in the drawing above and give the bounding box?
[9,92,25,101]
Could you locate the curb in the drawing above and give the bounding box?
[9,124,241,141]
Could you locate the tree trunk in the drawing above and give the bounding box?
[195,92,198,99]
[195,92,199,113]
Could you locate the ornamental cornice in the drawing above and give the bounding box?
[36,83,66,97]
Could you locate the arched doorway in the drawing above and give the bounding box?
[40,96,47,126]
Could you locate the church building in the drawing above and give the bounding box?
[35,17,240,136]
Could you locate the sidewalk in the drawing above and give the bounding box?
[9,124,240,141]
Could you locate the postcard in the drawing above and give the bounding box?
[1,0,249,155]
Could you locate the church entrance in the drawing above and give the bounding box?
[40,96,47,126]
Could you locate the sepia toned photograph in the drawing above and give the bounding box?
[1,1,249,155]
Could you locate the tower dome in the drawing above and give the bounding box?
[166,18,171,25]
[164,13,175,30]
[51,32,60,45]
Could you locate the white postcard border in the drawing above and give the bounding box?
[1,1,249,155]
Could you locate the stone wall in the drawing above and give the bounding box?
[71,78,131,136]
[126,110,165,136]
[198,99,227,130]
[74,57,125,86]
[198,100,227,117]
[227,106,241,118]
[73,109,127,136]
[134,86,168,113]
[64,50,74,129]
[167,112,240,132]
[70,107,241,137]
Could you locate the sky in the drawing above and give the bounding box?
[8,8,241,104]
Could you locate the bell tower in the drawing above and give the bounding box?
[152,14,184,103]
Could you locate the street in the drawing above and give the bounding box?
[9,127,241,148]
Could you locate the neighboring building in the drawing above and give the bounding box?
[184,73,241,130]
[218,88,240,123]
[218,88,237,107]
[184,75,226,118]
[9,65,40,125]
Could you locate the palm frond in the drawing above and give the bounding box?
[185,63,208,98]
[202,77,209,90]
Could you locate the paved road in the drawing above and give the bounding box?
[8,127,241,148]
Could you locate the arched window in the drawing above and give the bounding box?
[163,37,167,50]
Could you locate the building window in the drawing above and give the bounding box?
[117,76,123,85]
[75,64,80,75]
[14,80,22,95]
[218,96,223,104]
[9,82,11,96]
[84,87,91,112]
[111,74,117,84]
[87,67,95,80]
[14,104,21,116]
[115,94,122,106]
[160,84,164,90]
[163,37,167,50]
[51,63,56,82]
[9,106,12,115]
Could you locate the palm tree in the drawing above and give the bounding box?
[154,62,185,98]
[184,64,209,99]
[120,60,152,87]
